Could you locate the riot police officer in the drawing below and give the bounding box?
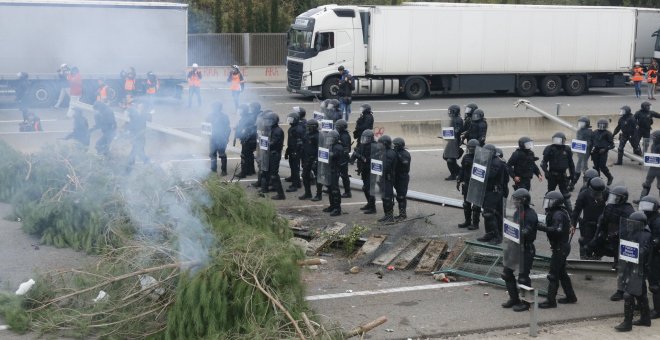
[507,136,542,191]
[460,103,478,144]
[540,132,575,212]
[327,99,342,121]
[335,119,352,198]
[393,137,411,220]
[590,119,615,185]
[251,102,266,188]
[634,130,660,203]
[299,119,322,201]
[261,111,285,200]
[634,101,660,153]
[293,106,307,126]
[353,104,374,148]
[571,177,607,259]
[285,111,305,191]
[477,144,508,244]
[501,188,538,312]
[464,109,487,146]
[236,104,257,178]
[585,185,635,301]
[613,105,642,164]
[322,130,343,216]
[569,116,593,191]
[207,102,231,176]
[614,211,652,332]
[351,130,377,214]
[638,195,660,319]
[378,135,398,223]
[443,105,464,180]
[457,139,481,230]
[578,168,601,193]
[537,191,577,309]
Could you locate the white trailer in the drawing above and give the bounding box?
[0,0,188,106]
[286,3,660,99]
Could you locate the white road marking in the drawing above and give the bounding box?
[0,119,57,123]
[407,144,549,153]
[374,109,446,113]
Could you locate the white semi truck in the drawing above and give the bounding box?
[286,3,660,99]
[0,0,188,106]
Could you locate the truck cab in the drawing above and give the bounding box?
[286,5,365,98]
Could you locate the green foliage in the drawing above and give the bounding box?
[0,292,30,333]
[0,140,28,203]
[341,224,368,255]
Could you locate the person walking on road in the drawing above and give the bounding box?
[591,119,615,185]
[540,132,575,212]
[443,105,464,181]
[632,61,644,99]
[647,62,657,100]
[207,102,231,176]
[613,105,642,164]
[66,67,83,118]
[569,116,593,191]
[393,137,411,221]
[187,63,202,108]
[337,66,353,121]
[227,65,245,112]
[634,130,660,203]
[634,101,660,154]
[64,108,90,147]
[507,136,542,191]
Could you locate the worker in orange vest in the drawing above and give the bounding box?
[187,63,202,108]
[66,67,83,118]
[227,65,245,112]
[121,67,136,108]
[145,71,159,113]
[96,79,108,104]
[647,62,657,100]
[632,61,644,99]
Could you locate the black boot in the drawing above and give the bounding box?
[606,172,613,186]
[615,299,634,332]
[378,211,394,223]
[539,281,558,309]
[363,202,377,214]
[502,279,520,308]
[558,277,577,304]
[651,294,660,319]
[395,207,407,221]
[614,152,623,165]
[468,209,480,230]
[513,301,530,312]
[298,192,312,200]
[633,297,652,326]
[311,192,322,202]
[458,206,472,228]
[610,290,624,301]
[329,208,342,217]
[477,232,494,242]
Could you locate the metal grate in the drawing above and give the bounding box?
[249,33,287,66]
[188,33,286,67]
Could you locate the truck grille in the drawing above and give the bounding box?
[287,60,303,90]
[287,60,303,73]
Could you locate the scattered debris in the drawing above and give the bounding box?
[306,222,347,256]
[92,290,108,303]
[387,265,395,271]
[345,290,353,293]
[349,266,360,274]
[307,265,319,270]
[344,316,388,338]
[352,234,387,260]
[385,328,394,332]
[297,258,328,266]
[375,271,383,279]
[373,238,413,266]
[415,239,448,274]
[0,325,9,331]
[484,292,489,296]
[15,278,35,295]
[289,237,309,252]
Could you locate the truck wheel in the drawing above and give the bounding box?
[515,76,537,97]
[404,77,427,100]
[564,75,586,96]
[540,75,562,96]
[28,82,56,107]
[106,82,121,103]
[322,77,340,99]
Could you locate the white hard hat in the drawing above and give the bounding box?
[192,63,198,68]
[635,61,641,66]
[60,63,67,68]
[232,65,240,70]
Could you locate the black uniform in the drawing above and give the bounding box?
[538,207,577,306]
[263,124,285,198]
[352,141,377,212]
[64,111,90,147]
[236,114,257,177]
[354,112,374,145]
[207,110,231,174]
[443,115,464,178]
[634,108,660,153]
[285,121,305,188]
[300,129,321,199]
[458,153,481,229]
[640,141,660,198]
[574,126,593,179]
[91,104,117,156]
[328,142,344,213]
[501,205,538,307]
[466,120,487,146]
[126,108,150,167]
[338,130,352,196]
[394,148,411,218]
[571,188,607,259]
[381,148,398,217]
[541,145,575,211]
[586,202,635,262]
[590,129,615,183]
[613,112,642,162]
[507,149,541,191]
[646,211,660,318]
[481,156,508,242]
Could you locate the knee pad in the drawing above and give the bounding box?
[650,285,660,294]
[482,211,494,219]
[396,195,405,201]
[463,202,471,210]
[547,273,558,283]
[501,269,515,282]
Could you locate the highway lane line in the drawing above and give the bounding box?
[407,144,549,153]
[374,109,447,113]
[0,119,57,123]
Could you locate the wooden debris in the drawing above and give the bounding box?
[391,238,429,270]
[439,238,466,272]
[415,239,448,274]
[372,238,413,266]
[352,234,387,260]
[344,316,388,338]
[306,222,347,256]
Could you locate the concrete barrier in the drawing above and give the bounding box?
[190,66,286,83]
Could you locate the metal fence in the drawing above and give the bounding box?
[188,33,287,67]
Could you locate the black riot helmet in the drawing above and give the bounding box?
[495,148,504,159]
[577,116,590,129]
[607,186,629,205]
[306,118,319,133]
[238,104,250,116]
[551,132,566,145]
[652,130,660,142]
[642,101,651,111]
[293,106,306,119]
[249,102,262,115]
[465,103,478,117]
[320,99,329,110]
[620,105,631,116]
[379,135,392,149]
[543,191,564,210]
[335,119,348,132]
[629,211,648,224]
[518,136,533,150]
[472,109,484,121]
[361,103,372,114]
[361,129,374,144]
[639,195,660,213]
[467,139,479,154]
[448,105,461,117]
[483,143,496,153]
[264,110,279,126]
[287,111,300,125]
[325,130,340,145]
[393,137,405,150]
[583,168,600,185]
[597,119,609,131]
[328,99,340,111]
[512,188,531,207]
[588,177,607,201]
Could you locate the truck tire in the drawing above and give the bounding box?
[322,77,340,99]
[539,75,562,97]
[27,82,56,107]
[515,76,537,97]
[106,81,121,103]
[403,77,427,100]
[564,75,586,96]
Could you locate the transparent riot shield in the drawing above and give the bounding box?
[619,218,645,296]
[317,132,331,186]
[441,119,461,159]
[502,198,523,272]
[201,122,212,136]
[320,119,334,133]
[313,110,325,122]
[255,113,265,168]
[259,125,271,172]
[466,146,493,207]
[370,142,385,198]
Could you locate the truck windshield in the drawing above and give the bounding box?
[288,29,313,51]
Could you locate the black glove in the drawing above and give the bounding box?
[456,180,461,191]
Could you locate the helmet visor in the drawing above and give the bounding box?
[577,121,586,129]
[286,117,295,124]
[619,110,625,116]
[598,123,607,130]
[606,193,619,205]
[361,135,372,144]
[542,198,554,209]
[552,137,564,145]
[524,141,534,149]
[590,189,604,201]
[639,201,656,212]
[465,107,473,114]
[512,196,525,208]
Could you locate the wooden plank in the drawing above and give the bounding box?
[306,222,347,256]
[391,239,430,270]
[414,240,448,274]
[352,235,387,260]
[371,238,413,267]
[439,238,466,272]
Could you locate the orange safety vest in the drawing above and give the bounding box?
[97,85,107,102]
[188,71,201,87]
[230,73,241,91]
[632,66,644,82]
[124,78,135,91]
[146,79,159,94]
[647,69,657,84]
